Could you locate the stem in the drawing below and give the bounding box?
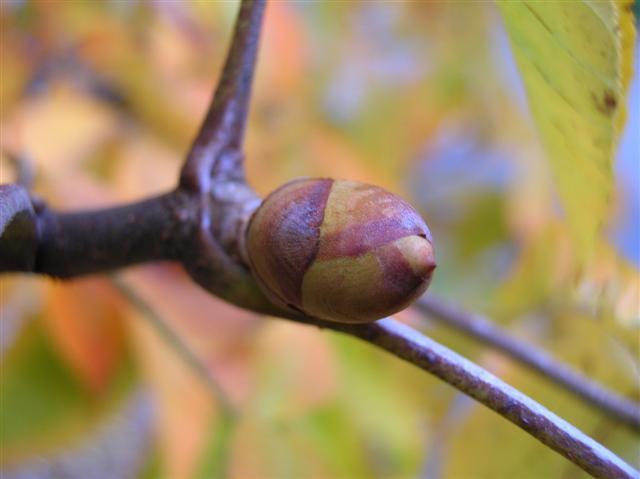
[180,0,266,189]
[111,276,233,412]
[313,317,639,479]
[416,296,640,432]
[0,189,196,277]
[111,277,237,477]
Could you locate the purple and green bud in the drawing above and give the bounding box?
[247,178,436,323]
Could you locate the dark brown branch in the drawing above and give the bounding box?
[173,0,270,312]
[415,296,640,432]
[0,184,37,271]
[294,316,640,479]
[0,188,196,278]
[180,0,266,190]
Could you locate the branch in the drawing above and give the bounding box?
[0,184,37,271]
[0,188,197,278]
[180,0,266,189]
[294,316,639,479]
[415,296,640,432]
[0,0,267,290]
[0,0,271,310]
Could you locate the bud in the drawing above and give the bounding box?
[246,178,436,323]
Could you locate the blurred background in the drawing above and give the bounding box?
[0,1,638,478]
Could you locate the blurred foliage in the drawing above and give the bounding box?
[0,1,638,479]
[498,0,636,263]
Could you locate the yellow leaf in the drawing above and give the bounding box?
[615,0,637,134]
[498,0,636,262]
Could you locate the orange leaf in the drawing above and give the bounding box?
[44,277,127,395]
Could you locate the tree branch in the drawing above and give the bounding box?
[180,0,266,189]
[0,184,37,271]
[415,296,640,432]
[293,316,640,479]
[0,188,197,278]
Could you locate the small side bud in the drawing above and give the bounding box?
[246,178,436,323]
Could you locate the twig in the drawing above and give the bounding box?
[180,0,266,189]
[415,295,640,432]
[301,316,639,479]
[110,276,236,478]
[110,276,234,414]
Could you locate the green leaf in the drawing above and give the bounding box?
[497,0,637,261]
[194,412,236,479]
[329,334,427,477]
[137,443,163,479]
[0,316,136,466]
[289,404,371,478]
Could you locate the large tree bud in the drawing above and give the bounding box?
[246,178,436,323]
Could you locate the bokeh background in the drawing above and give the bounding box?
[1,1,638,478]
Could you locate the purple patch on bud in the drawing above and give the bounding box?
[319,216,426,259]
[248,178,333,305]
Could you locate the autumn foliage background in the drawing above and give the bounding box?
[0,1,639,478]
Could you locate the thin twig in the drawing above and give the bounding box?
[304,316,640,479]
[180,0,266,190]
[110,276,234,413]
[110,276,236,478]
[415,295,640,432]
